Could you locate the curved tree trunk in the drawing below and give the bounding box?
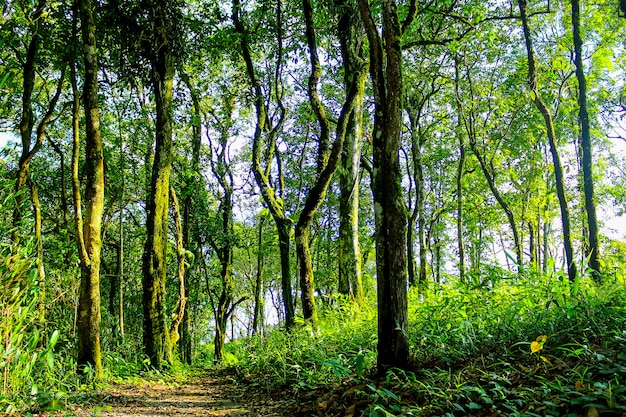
[297,0,366,330]
[232,0,295,330]
[518,0,577,285]
[166,186,186,364]
[470,142,524,268]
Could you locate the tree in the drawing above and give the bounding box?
[75,0,105,378]
[295,0,368,329]
[517,0,577,285]
[357,0,417,372]
[142,0,177,369]
[570,0,601,283]
[232,0,295,330]
[337,0,367,305]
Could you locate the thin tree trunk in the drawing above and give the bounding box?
[49,139,69,225]
[518,0,577,285]
[470,143,524,268]
[232,0,294,330]
[29,179,45,325]
[454,57,467,283]
[297,0,366,329]
[252,216,265,336]
[180,71,202,364]
[166,186,186,363]
[571,0,601,283]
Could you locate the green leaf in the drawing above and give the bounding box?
[46,351,54,370]
[49,329,60,349]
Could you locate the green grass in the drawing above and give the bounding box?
[226,272,626,416]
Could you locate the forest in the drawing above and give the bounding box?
[1,0,626,415]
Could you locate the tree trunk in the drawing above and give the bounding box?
[337,0,366,305]
[470,142,524,268]
[571,0,601,283]
[232,0,295,330]
[358,0,415,373]
[166,186,187,364]
[13,0,65,263]
[29,179,45,325]
[518,0,577,285]
[454,57,467,283]
[252,216,265,336]
[180,71,202,365]
[142,0,175,369]
[297,0,366,329]
[75,0,104,378]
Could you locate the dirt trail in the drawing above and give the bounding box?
[70,370,283,417]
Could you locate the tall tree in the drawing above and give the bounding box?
[357,0,417,372]
[336,0,367,305]
[296,0,367,329]
[571,0,601,283]
[517,0,577,285]
[75,0,105,378]
[232,0,295,330]
[142,0,176,369]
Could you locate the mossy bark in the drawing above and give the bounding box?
[337,0,366,305]
[358,0,414,372]
[232,0,295,330]
[142,0,174,368]
[76,0,104,378]
[571,0,601,283]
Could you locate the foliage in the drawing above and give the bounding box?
[225,299,377,391]
[227,271,626,416]
[0,182,80,412]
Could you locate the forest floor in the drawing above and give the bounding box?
[61,369,289,417]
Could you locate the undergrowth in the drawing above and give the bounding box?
[227,272,626,416]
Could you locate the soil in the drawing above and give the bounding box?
[64,370,287,417]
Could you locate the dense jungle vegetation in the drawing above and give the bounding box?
[1,0,626,415]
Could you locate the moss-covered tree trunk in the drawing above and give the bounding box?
[337,0,366,305]
[252,216,266,335]
[142,0,174,369]
[75,0,104,378]
[232,0,295,330]
[166,186,186,364]
[358,0,416,372]
[180,72,202,364]
[297,0,367,329]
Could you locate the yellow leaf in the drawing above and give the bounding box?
[540,355,553,366]
[575,380,584,391]
[587,406,599,417]
[530,341,541,353]
[345,404,356,416]
[536,335,548,343]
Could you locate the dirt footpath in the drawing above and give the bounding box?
[69,370,285,417]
